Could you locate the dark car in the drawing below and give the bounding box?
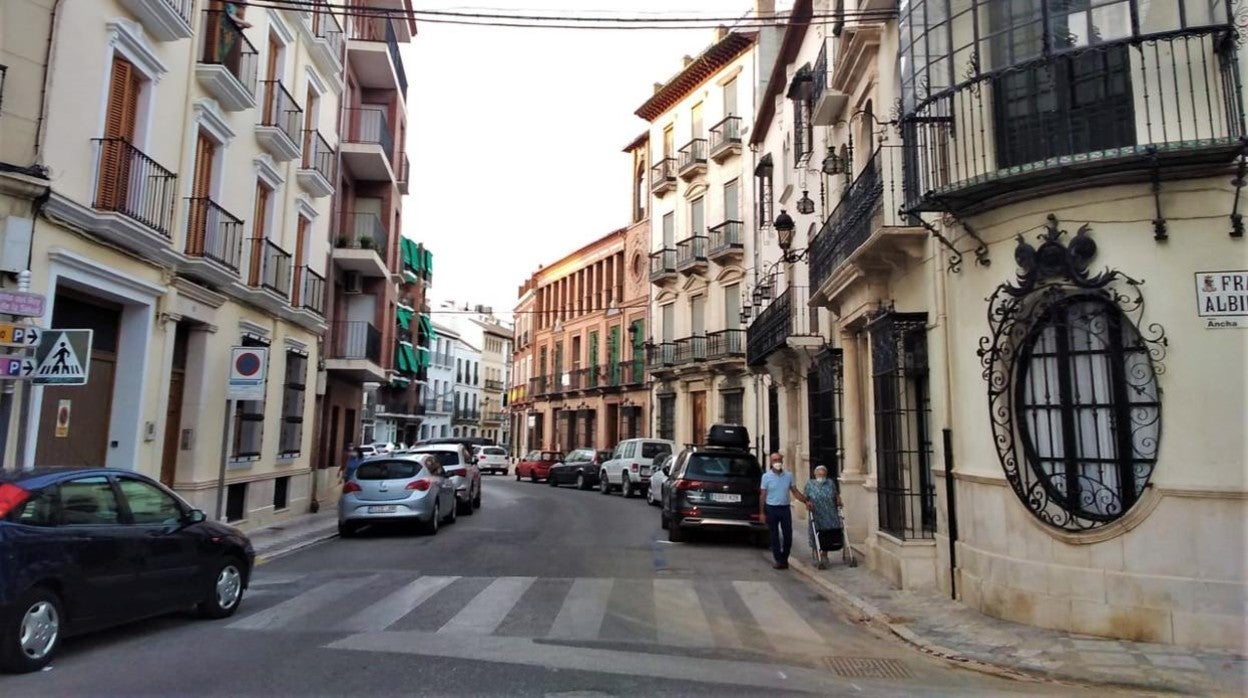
[548,449,612,490]
[660,425,767,544]
[0,468,255,673]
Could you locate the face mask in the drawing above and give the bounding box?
[815,476,827,483]
[770,463,782,472]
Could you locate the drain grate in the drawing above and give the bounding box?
[822,657,912,679]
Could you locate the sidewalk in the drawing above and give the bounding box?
[245,507,340,563]
[777,528,1246,695]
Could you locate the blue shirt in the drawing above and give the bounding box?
[759,469,794,506]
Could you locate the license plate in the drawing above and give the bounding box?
[710,493,741,503]
[640,467,650,476]
[367,505,397,513]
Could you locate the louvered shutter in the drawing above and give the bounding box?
[97,57,140,211]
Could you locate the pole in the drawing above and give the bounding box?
[215,398,235,521]
[942,427,959,601]
[13,270,34,470]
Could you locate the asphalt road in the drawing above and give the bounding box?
[7,475,1115,696]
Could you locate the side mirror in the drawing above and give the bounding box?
[662,466,670,477]
[187,509,207,524]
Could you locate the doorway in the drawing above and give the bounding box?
[160,324,189,486]
[690,391,706,445]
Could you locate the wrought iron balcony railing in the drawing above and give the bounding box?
[251,238,293,298]
[339,211,389,257]
[93,138,178,236]
[484,379,504,391]
[706,329,745,360]
[708,220,744,259]
[301,130,335,181]
[198,9,258,95]
[259,80,303,149]
[330,321,381,362]
[650,157,676,193]
[344,107,395,165]
[677,138,708,174]
[746,286,821,366]
[709,116,742,156]
[673,335,708,365]
[184,197,243,271]
[310,1,344,59]
[809,147,891,294]
[298,267,326,315]
[675,235,708,271]
[646,341,676,368]
[649,248,676,281]
[345,18,407,96]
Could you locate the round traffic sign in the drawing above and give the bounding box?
[235,351,262,377]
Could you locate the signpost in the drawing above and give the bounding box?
[30,330,92,385]
[0,290,45,317]
[218,346,270,520]
[0,324,39,348]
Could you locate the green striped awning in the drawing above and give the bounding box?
[395,341,418,376]
[418,313,436,341]
[396,305,414,330]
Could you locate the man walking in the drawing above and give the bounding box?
[759,452,810,569]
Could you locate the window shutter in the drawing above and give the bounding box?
[608,326,620,385]
[98,57,141,211]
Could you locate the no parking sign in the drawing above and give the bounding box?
[228,346,269,400]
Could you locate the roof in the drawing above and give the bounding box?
[622,130,649,153]
[750,0,813,146]
[534,227,627,284]
[472,318,513,339]
[634,32,758,122]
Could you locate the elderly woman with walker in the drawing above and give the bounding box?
[803,465,853,569]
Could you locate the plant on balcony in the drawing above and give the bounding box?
[359,236,376,250]
[335,235,350,248]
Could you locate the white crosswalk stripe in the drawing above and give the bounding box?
[339,576,458,633]
[732,580,826,650]
[548,577,613,640]
[229,576,377,631]
[438,576,536,635]
[654,578,713,647]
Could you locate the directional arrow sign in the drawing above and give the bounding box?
[0,357,35,380]
[0,324,40,348]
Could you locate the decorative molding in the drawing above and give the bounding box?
[295,195,319,221]
[193,99,236,144]
[254,153,284,188]
[285,337,310,355]
[46,247,166,298]
[239,319,272,338]
[305,66,328,96]
[683,182,709,201]
[173,277,228,309]
[106,18,168,82]
[266,9,296,45]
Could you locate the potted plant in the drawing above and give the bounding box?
[359,236,376,250]
[335,235,350,248]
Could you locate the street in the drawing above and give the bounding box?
[7,477,1113,696]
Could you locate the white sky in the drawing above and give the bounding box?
[400,2,775,319]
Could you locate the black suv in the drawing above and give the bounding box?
[659,425,766,543]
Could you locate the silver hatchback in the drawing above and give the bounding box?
[338,455,457,536]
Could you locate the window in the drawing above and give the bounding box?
[722,76,737,117]
[685,453,761,479]
[9,486,58,526]
[249,180,273,287]
[226,483,247,522]
[61,477,122,525]
[690,197,704,235]
[279,350,308,456]
[662,212,675,248]
[232,336,268,459]
[658,395,676,441]
[721,390,743,426]
[723,179,739,221]
[117,478,182,525]
[807,349,845,478]
[755,154,774,228]
[640,442,671,460]
[725,283,741,330]
[273,476,290,510]
[97,56,144,212]
[870,313,935,540]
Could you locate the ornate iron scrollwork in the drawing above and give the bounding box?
[977,215,1168,532]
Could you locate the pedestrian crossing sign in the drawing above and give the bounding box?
[32,330,92,386]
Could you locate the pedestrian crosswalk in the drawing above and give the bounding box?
[231,572,836,656]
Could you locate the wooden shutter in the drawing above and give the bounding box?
[292,216,308,306]
[97,57,141,211]
[186,132,216,255]
[250,182,270,285]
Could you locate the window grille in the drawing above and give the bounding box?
[658,395,676,442]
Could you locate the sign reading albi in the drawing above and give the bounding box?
[1195,270,1248,329]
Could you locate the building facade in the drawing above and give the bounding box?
[508,280,536,458]
[418,321,458,441]
[748,0,1248,649]
[512,227,650,454]
[474,316,512,446]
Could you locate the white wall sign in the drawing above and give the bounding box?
[228,346,269,399]
[1195,271,1248,329]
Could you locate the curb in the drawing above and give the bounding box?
[254,527,339,566]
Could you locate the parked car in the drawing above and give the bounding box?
[410,444,481,515]
[599,438,675,498]
[339,454,459,537]
[0,468,255,673]
[548,448,611,490]
[660,425,766,544]
[648,453,676,506]
[514,450,563,482]
[473,445,510,475]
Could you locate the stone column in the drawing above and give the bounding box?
[839,328,869,546]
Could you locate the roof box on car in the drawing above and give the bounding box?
[706,424,749,449]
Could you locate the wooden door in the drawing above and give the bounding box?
[97,57,141,211]
[187,132,215,255]
[691,391,706,445]
[292,216,308,305]
[249,182,270,285]
[303,86,317,162]
[160,372,185,486]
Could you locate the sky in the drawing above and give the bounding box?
[400,2,779,321]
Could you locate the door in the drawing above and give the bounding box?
[662,125,674,159]
[690,197,704,236]
[263,32,281,120]
[160,324,188,486]
[97,56,141,212]
[36,295,121,466]
[691,391,707,445]
[58,476,143,626]
[116,476,200,611]
[187,132,216,256]
[723,179,740,221]
[691,102,704,139]
[723,77,737,117]
[250,181,272,285]
[292,216,308,305]
[725,283,741,331]
[662,212,674,249]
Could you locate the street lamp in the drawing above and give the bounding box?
[796,190,815,215]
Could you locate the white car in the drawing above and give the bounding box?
[648,453,675,506]
[599,438,675,498]
[474,445,510,475]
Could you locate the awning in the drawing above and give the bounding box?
[396,341,418,375]
[418,313,436,341]
[417,346,431,367]
[389,375,411,389]
[396,305,414,330]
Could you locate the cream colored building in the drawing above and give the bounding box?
[0,0,360,529]
[750,0,1247,650]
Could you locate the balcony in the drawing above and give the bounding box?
[646,342,676,370]
[333,212,390,277]
[92,137,177,238]
[249,238,293,300]
[650,157,677,196]
[297,130,335,197]
[709,116,743,161]
[183,197,243,274]
[708,220,744,262]
[811,41,849,126]
[746,286,822,367]
[341,107,395,181]
[119,0,192,40]
[345,17,408,96]
[482,410,506,425]
[397,152,410,195]
[307,2,345,76]
[675,235,708,274]
[529,376,548,397]
[673,335,708,365]
[649,248,676,284]
[677,139,708,180]
[296,267,326,316]
[196,9,258,111]
[453,407,480,425]
[484,378,505,392]
[618,359,645,386]
[706,329,745,361]
[325,320,386,382]
[256,80,303,161]
[423,398,451,415]
[902,27,1245,215]
[377,398,426,422]
[809,147,925,300]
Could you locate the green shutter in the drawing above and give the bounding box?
[588,331,599,388]
[631,320,644,382]
[395,341,410,373]
[554,342,563,388]
[396,306,414,330]
[423,248,433,275]
[418,314,436,343]
[608,327,620,386]
[417,346,430,367]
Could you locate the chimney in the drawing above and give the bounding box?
[682,55,694,67]
[754,0,775,21]
[713,25,728,42]
[653,82,664,94]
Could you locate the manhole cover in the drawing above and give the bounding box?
[822,657,912,679]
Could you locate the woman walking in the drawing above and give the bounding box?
[803,465,843,569]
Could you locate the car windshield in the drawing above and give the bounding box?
[414,450,461,467]
[354,460,425,480]
[640,443,671,459]
[540,452,561,461]
[483,447,506,456]
[683,453,762,479]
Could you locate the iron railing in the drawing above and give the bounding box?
[329,321,381,362]
[301,130,335,181]
[93,138,178,236]
[339,211,389,256]
[646,341,676,368]
[707,329,745,359]
[529,376,548,396]
[252,238,293,298]
[709,116,742,154]
[397,152,410,187]
[747,286,820,366]
[259,80,303,148]
[649,248,676,280]
[619,359,645,385]
[708,220,744,258]
[650,157,676,192]
[677,138,708,172]
[184,197,243,271]
[156,0,194,25]
[809,147,889,294]
[484,379,504,391]
[673,335,708,365]
[901,27,1246,212]
[199,9,258,96]
[310,1,344,61]
[299,267,326,315]
[812,39,829,107]
[675,235,708,270]
[344,107,394,165]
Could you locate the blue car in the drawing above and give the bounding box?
[0,468,255,673]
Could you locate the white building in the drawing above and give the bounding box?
[420,322,458,440]
[432,302,513,445]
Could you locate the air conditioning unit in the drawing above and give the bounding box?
[344,271,363,294]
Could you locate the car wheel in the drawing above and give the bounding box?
[646,485,657,506]
[599,472,610,494]
[198,557,246,619]
[424,502,440,535]
[443,498,457,524]
[337,520,357,538]
[621,473,633,498]
[0,587,62,674]
[515,470,521,481]
[668,521,685,543]
[576,473,586,490]
[548,473,558,487]
[660,508,669,530]
[457,496,472,516]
